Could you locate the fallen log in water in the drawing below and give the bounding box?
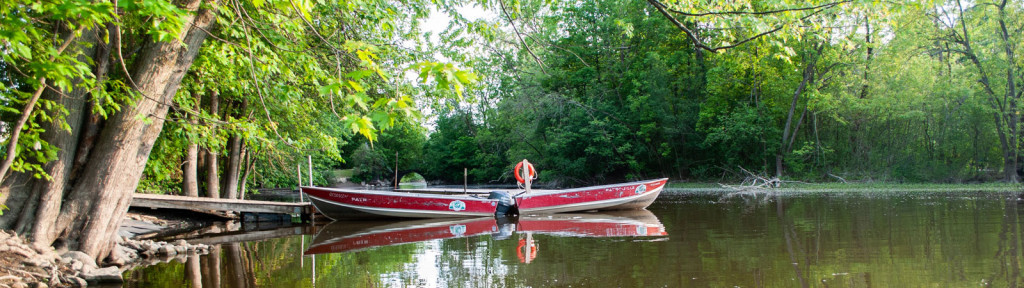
[719,166,782,195]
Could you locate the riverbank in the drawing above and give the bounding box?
[0,211,216,288]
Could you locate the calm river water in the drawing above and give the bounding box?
[125,190,1024,287]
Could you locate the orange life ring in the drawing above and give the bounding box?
[514,161,536,184]
[517,239,537,262]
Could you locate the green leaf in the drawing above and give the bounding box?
[347,80,365,92]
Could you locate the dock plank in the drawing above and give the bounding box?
[131,193,311,215]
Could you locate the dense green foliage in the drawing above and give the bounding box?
[414,0,1024,185]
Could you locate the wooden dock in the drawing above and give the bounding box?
[131,193,313,220]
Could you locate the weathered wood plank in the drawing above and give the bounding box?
[131,193,311,215]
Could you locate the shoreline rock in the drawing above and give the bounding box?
[0,226,210,287]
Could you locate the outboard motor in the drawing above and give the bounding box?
[489,190,519,217]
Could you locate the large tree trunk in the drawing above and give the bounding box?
[50,0,217,262]
[0,24,109,246]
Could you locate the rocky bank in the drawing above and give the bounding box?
[0,213,211,288]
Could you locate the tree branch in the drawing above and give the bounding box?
[647,0,846,53]
[665,1,850,17]
[498,0,548,74]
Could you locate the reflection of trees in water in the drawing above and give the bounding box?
[200,245,221,288]
[224,243,257,288]
[186,255,201,288]
[193,237,305,288]
[775,195,809,288]
[993,198,1020,286]
[720,190,775,214]
[179,243,257,288]
[124,231,428,287]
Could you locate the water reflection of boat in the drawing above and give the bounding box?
[303,210,667,255]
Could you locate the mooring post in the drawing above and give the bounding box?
[297,164,304,202]
[464,168,468,193]
[308,155,313,187]
[394,151,399,190]
[522,159,532,194]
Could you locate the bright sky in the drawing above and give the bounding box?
[414,5,496,133]
[420,5,495,43]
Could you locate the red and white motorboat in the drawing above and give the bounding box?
[302,160,667,220]
[304,210,667,255]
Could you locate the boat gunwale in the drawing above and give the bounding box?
[302,186,500,201]
[306,194,495,218]
[519,185,663,212]
[523,178,668,196]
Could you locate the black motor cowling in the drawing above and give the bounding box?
[488,191,519,217]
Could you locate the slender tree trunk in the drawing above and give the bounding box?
[239,150,254,200]
[947,0,1019,182]
[224,135,242,199]
[223,99,247,199]
[995,0,1020,182]
[184,145,201,196]
[859,14,873,99]
[206,91,221,199]
[777,50,817,178]
[50,0,217,262]
[183,93,203,197]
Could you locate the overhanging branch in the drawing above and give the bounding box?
[666,1,850,17]
[647,0,848,53]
